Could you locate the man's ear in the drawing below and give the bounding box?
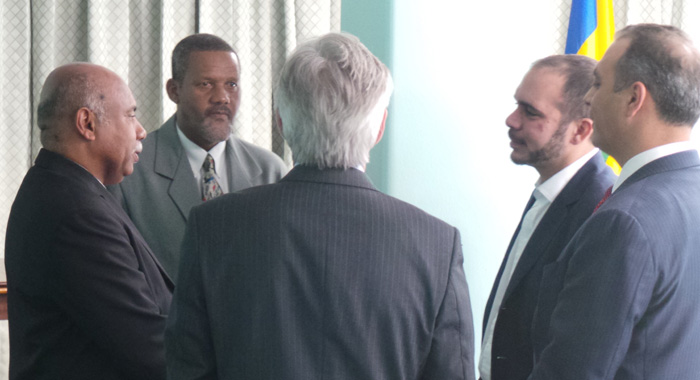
[626,81,647,118]
[75,107,97,141]
[166,79,180,103]
[374,109,388,145]
[570,117,593,145]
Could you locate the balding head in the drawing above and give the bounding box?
[613,24,700,126]
[37,63,118,150]
[36,63,146,185]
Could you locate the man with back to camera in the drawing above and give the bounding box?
[5,63,172,380]
[165,32,475,380]
[529,23,700,380]
[110,33,288,282]
[479,55,615,380]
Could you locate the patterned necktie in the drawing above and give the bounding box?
[593,185,613,212]
[202,154,223,201]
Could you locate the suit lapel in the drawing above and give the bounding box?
[502,154,601,301]
[226,137,261,192]
[483,195,535,331]
[154,116,201,221]
[101,185,175,289]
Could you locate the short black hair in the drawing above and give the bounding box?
[171,33,237,82]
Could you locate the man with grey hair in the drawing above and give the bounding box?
[480,54,615,380]
[6,63,172,380]
[529,23,700,379]
[110,33,287,282]
[166,32,475,380]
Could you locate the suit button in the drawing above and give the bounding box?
[496,356,507,360]
[500,306,507,311]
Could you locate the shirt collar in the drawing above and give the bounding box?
[613,141,696,193]
[176,121,227,170]
[535,148,599,203]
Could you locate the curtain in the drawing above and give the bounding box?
[0,1,340,377]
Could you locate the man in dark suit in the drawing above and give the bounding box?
[110,33,287,282]
[5,63,172,379]
[166,32,475,380]
[529,23,700,380]
[479,55,615,380]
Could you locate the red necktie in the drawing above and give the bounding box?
[593,186,613,213]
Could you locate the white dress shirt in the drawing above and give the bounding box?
[479,148,599,380]
[613,141,698,193]
[176,123,230,197]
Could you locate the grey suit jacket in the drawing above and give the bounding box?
[166,166,475,380]
[530,150,700,380]
[483,153,615,380]
[110,115,287,281]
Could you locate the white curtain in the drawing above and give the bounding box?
[0,1,339,377]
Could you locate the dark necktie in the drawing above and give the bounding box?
[202,154,223,201]
[593,186,613,212]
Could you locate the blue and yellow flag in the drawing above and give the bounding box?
[565,0,621,174]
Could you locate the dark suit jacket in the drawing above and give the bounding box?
[110,115,288,282]
[483,153,615,380]
[483,153,616,380]
[166,166,475,380]
[530,150,700,380]
[5,149,173,380]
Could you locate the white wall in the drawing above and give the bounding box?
[385,0,563,363]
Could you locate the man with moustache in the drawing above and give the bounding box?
[111,34,287,281]
[166,32,475,380]
[479,55,615,380]
[5,63,172,380]
[529,23,700,380]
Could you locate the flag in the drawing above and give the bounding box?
[565,0,621,174]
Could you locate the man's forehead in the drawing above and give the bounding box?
[186,51,239,73]
[599,38,630,69]
[515,68,565,101]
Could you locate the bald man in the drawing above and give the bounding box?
[5,63,173,380]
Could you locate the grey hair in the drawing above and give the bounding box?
[614,23,700,126]
[37,72,106,147]
[532,54,597,126]
[274,32,393,169]
[171,33,237,82]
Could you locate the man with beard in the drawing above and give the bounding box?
[479,55,616,380]
[529,23,700,380]
[110,34,287,282]
[166,32,474,380]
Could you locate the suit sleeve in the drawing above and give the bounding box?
[421,228,476,380]
[51,207,168,380]
[165,207,217,380]
[529,210,654,380]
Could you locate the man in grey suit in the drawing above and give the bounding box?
[166,32,475,380]
[110,34,287,281]
[529,23,700,380]
[480,55,615,380]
